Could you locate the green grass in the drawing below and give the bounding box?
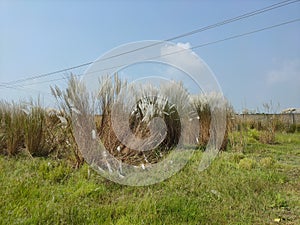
[0,132,299,224]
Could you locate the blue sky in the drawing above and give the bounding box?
[0,0,299,112]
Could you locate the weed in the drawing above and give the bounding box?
[238,157,257,170]
[259,156,276,168]
[1,133,299,224]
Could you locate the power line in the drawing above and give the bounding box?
[167,19,300,56]
[0,83,51,96]
[9,18,299,89]
[165,0,299,41]
[1,62,92,87]
[69,0,300,64]
[1,0,299,87]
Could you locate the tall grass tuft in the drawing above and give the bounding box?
[191,93,232,150]
[0,101,25,155]
[23,99,48,156]
[125,81,183,163]
[258,102,278,144]
[97,76,191,165]
[51,74,232,166]
[51,75,85,168]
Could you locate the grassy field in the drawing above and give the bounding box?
[0,132,299,225]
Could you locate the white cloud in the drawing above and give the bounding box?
[158,42,220,94]
[160,42,198,61]
[176,42,191,50]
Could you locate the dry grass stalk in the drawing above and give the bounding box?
[50,75,85,168]
[23,99,48,156]
[191,93,231,150]
[0,101,25,155]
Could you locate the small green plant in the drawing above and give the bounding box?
[238,157,257,170]
[247,128,260,142]
[228,129,247,152]
[271,193,289,209]
[259,157,276,168]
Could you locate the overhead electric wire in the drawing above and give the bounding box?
[0,83,51,96]
[164,0,299,41]
[11,18,299,89]
[162,18,300,57]
[0,0,299,88]
[1,62,92,87]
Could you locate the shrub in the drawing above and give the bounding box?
[297,124,300,133]
[286,124,296,133]
[247,128,260,142]
[274,119,285,132]
[259,130,276,144]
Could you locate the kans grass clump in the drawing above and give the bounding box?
[0,101,25,155]
[23,99,48,157]
[95,75,185,165]
[51,75,86,168]
[191,92,232,150]
[0,99,70,157]
[121,81,184,164]
[0,74,232,165]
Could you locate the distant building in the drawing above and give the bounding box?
[281,108,297,114]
